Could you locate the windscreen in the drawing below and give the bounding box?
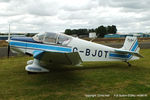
[44,32,58,44]
[33,32,71,45]
[57,34,71,45]
[33,33,45,42]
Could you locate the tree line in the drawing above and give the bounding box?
[64,25,117,38]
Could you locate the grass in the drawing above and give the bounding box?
[0,49,150,100]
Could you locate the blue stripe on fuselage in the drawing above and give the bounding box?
[10,41,26,47]
[10,41,72,53]
[109,53,131,59]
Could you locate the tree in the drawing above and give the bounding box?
[106,25,117,34]
[65,29,89,36]
[95,26,107,37]
[64,25,117,38]
[78,29,88,35]
[72,29,78,36]
[107,25,113,34]
[111,25,117,34]
[64,29,72,35]
[89,29,95,32]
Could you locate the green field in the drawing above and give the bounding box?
[0,49,150,100]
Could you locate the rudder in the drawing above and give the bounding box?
[122,36,139,52]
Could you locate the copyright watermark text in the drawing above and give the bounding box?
[85,94,148,98]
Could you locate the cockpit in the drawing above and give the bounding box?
[33,32,72,46]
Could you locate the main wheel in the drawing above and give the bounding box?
[128,63,131,67]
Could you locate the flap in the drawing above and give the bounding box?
[37,51,82,65]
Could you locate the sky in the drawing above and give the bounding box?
[0,0,150,33]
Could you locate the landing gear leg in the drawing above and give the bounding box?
[124,61,131,67]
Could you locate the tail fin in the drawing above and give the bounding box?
[114,36,143,59]
[122,36,139,52]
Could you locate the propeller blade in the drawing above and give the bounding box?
[7,24,11,58]
[7,44,10,58]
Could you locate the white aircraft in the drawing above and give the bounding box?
[8,32,143,73]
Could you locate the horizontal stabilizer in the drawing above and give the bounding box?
[115,49,143,58]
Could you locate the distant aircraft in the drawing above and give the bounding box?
[7,32,143,73]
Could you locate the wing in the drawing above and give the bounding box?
[33,50,82,65]
[115,49,143,58]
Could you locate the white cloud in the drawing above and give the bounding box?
[0,0,150,33]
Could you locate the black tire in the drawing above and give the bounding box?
[128,63,131,67]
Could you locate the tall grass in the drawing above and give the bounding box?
[0,49,150,100]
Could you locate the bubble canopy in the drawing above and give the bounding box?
[33,32,72,45]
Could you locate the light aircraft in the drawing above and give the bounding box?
[7,32,143,73]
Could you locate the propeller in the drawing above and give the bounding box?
[7,24,10,58]
[7,44,10,58]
